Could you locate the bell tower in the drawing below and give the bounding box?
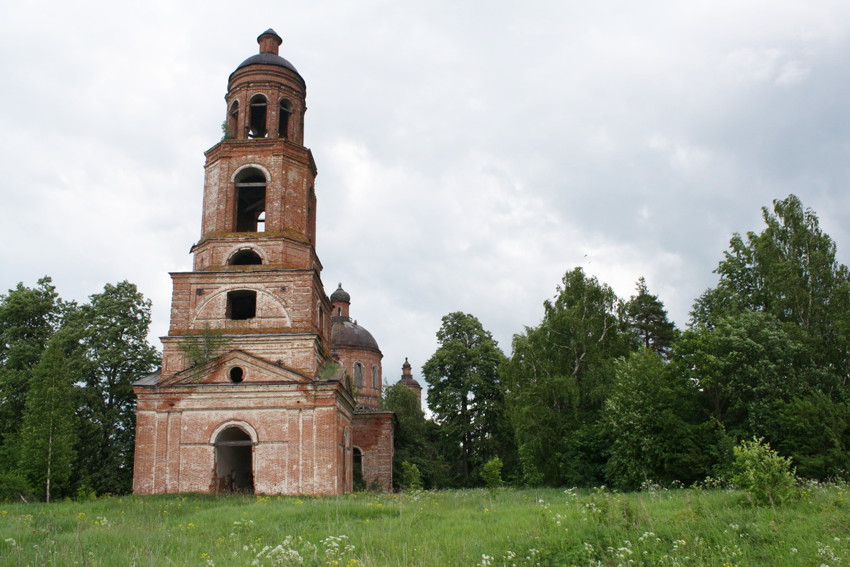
[133,30,392,496]
[160,29,330,379]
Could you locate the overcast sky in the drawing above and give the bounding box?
[3,0,850,397]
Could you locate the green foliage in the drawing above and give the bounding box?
[317,360,343,380]
[769,392,850,480]
[423,312,511,485]
[503,267,632,485]
[177,325,229,371]
[624,277,677,356]
[66,281,159,495]
[732,438,797,506]
[674,310,809,440]
[381,382,438,489]
[602,350,724,490]
[18,339,77,502]
[220,121,233,140]
[0,470,32,503]
[480,456,503,489]
[399,461,423,490]
[0,277,63,469]
[692,194,850,387]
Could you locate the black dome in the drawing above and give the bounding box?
[330,284,351,304]
[233,52,300,75]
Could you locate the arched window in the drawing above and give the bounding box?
[230,249,262,265]
[354,362,363,388]
[249,94,267,138]
[372,365,379,389]
[279,99,292,138]
[235,168,266,232]
[226,100,239,139]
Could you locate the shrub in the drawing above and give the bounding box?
[732,437,796,506]
[0,471,32,503]
[481,457,504,489]
[399,461,423,490]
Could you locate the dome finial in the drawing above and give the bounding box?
[257,29,283,55]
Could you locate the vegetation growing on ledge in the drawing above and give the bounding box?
[317,360,343,380]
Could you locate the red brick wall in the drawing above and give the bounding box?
[351,411,394,491]
[133,380,355,495]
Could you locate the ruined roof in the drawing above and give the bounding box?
[133,370,161,386]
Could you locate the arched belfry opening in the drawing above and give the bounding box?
[235,168,267,232]
[249,94,268,138]
[227,100,239,139]
[279,99,292,138]
[215,426,254,493]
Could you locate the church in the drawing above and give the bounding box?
[131,30,413,495]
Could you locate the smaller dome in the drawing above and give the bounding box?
[399,357,420,389]
[232,28,300,77]
[330,283,351,304]
[332,319,380,351]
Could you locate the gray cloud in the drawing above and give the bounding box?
[2,0,850,400]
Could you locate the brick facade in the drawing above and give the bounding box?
[132,30,392,496]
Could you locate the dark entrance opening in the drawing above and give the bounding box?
[353,447,364,491]
[215,426,254,494]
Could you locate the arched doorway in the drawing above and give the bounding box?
[215,426,254,493]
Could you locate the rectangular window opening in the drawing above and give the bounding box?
[227,290,257,320]
[236,186,266,232]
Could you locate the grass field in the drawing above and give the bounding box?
[0,483,848,566]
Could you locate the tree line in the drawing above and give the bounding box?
[3,194,847,499]
[385,195,850,490]
[0,281,159,501]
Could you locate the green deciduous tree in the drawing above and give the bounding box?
[18,338,77,502]
[769,392,850,479]
[675,310,810,441]
[503,267,632,486]
[602,349,724,490]
[381,382,437,489]
[692,194,850,390]
[71,281,159,495]
[422,312,510,485]
[684,196,850,478]
[0,277,63,468]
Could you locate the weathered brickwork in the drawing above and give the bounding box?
[132,30,393,496]
[352,412,394,491]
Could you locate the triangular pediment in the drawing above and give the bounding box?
[159,349,312,387]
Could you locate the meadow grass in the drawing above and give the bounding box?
[0,483,847,566]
